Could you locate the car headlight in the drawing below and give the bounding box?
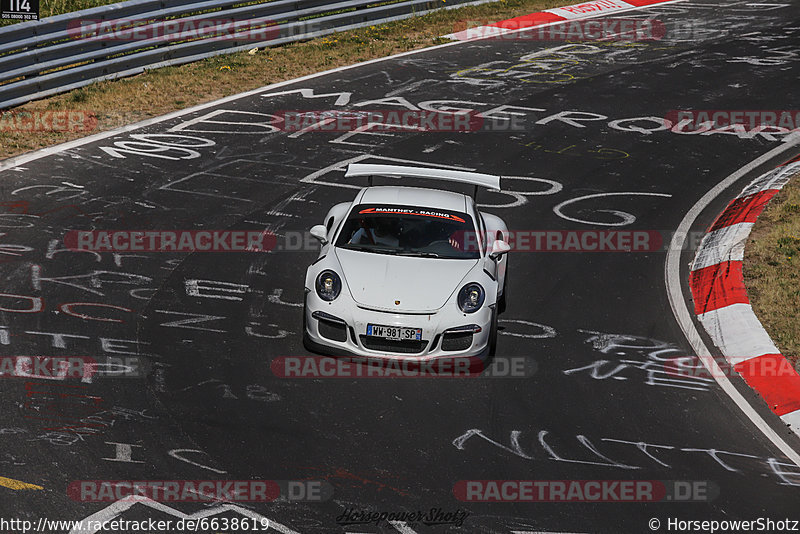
[315,270,342,301]
[457,283,485,313]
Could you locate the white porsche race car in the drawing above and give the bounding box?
[303,164,510,361]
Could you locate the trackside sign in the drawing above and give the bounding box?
[2,0,38,20]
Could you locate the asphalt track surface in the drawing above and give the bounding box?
[3,1,800,532]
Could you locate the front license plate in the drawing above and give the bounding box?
[366,324,422,341]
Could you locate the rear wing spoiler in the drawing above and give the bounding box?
[344,164,502,196]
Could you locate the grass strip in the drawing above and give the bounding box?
[745,173,800,364]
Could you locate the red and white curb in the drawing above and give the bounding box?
[689,157,800,435]
[443,0,679,40]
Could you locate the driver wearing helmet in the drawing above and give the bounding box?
[349,217,400,247]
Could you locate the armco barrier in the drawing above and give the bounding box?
[0,0,491,110]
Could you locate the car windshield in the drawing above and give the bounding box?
[334,204,481,260]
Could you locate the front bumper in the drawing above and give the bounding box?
[303,290,494,361]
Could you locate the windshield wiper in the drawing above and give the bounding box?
[397,251,441,258]
[339,244,399,255]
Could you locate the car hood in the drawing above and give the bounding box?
[335,248,479,312]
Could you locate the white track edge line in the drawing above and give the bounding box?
[665,132,800,466]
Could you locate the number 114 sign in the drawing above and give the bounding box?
[2,0,39,20]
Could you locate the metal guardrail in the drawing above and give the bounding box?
[0,0,489,110]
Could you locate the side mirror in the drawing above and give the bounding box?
[310,225,328,245]
[489,239,511,259]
